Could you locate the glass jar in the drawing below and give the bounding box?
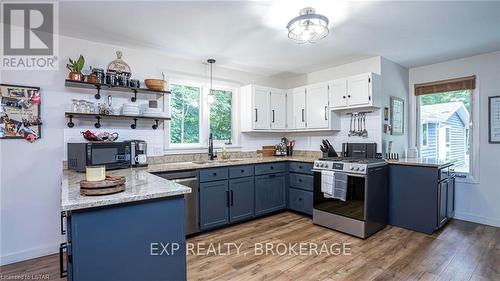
[71,99,79,112]
[106,72,116,85]
[92,68,105,84]
[117,73,130,87]
[78,100,87,113]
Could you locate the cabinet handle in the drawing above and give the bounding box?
[324,106,328,120]
[226,190,230,207]
[298,166,302,169]
[60,211,66,235]
[298,197,302,201]
[270,166,274,170]
[343,96,346,99]
[213,172,217,176]
[272,110,275,123]
[59,243,68,278]
[241,169,245,173]
[301,109,305,122]
[347,95,351,98]
[230,190,234,206]
[298,179,302,182]
[255,108,258,122]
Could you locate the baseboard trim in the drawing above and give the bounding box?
[453,211,500,228]
[0,244,59,266]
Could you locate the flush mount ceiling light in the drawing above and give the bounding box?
[286,7,329,44]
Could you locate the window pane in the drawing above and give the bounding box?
[210,89,232,140]
[418,90,471,173]
[170,84,200,144]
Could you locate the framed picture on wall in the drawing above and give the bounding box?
[0,84,42,142]
[390,96,404,135]
[489,96,500,143]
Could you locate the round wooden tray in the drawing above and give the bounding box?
[80,176,126,196]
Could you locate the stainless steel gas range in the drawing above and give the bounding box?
[312,157,388,239]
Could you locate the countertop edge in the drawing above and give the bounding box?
[387,161,453,169]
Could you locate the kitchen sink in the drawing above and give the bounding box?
[191,159,243,164]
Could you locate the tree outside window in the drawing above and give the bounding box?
[170,84,200,144]
[209,89,232,141]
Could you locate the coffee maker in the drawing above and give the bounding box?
[128,140,148,167]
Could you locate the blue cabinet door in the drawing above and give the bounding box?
[69,197,186,281]
[255,173,286,216]
[199,180,229,230]
[229,177,255,223]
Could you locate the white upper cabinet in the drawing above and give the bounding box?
[330,79,347,109]
[329,72,380,110]
[253,86,270,130]
[270,90,286,129]
[291,87,306,129]
[347,73,371,106]
[305,82,330,129]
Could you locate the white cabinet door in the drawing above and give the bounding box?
[291,87,306,129]
[306,83,330,129]
[330,79,348,108]
[347,74,371,106]
[253,87,270,129]
[270,90,286,129]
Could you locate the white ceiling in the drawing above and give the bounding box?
[59,0,500,77]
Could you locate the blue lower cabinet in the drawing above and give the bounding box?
[199,180,230,230]
[255,173,286,216]
[66,196,186,281]
[229,177,255,222]
[288,188,313,215]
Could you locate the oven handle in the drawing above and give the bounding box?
[312,170,367,178]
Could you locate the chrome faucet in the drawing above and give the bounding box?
[208,133,217,160]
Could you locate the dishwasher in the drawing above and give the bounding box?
[155,170,199,235]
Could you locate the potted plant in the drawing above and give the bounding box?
[66,55,85,81]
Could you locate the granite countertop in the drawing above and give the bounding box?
[62,168,191,211]
[146,156,316,173]
[62,156,316,211]
[387,158,453,169]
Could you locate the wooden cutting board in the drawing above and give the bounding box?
[80,176,126,196]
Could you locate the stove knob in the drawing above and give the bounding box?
[350,166,354,170]
[315,163,320,167]
[360,168,365,172]
[355,167,360,171]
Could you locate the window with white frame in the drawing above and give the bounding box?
[169,83,201,145]
[417,89,472,174]
[168,79,235,148]
[209,89,233,142]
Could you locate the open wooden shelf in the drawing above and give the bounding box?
[65,112,171,129]
[65,79,170,101]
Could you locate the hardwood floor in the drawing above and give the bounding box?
[1,212,498,281]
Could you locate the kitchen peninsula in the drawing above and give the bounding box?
[61,169,191,281]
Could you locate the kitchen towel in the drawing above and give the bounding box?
[333,173,348,201]
[321,170,335,198]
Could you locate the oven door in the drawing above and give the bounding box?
[313,171,366,221]
[87,142,131,169]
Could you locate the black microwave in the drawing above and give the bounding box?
[67,142,132,172]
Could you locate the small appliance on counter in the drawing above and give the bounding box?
[68,142,132,172]
[127,140,148,167]
[342,142,377,158]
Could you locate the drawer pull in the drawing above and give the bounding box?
[60,211,66,235]
[298,198,302,201]
[213,172,217,176]
[299,166,302,169]
[241,169,245,173]
[270,166,274,170]
[298,179,302,182]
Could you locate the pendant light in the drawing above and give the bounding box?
[286,7,329,44]
[207,59,216,104]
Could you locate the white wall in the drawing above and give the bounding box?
[280,57,384,153]
[409,51,500,227]
[381,57,410,156]
[0,35,283,265]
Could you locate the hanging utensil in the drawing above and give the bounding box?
[348,114,353,137]
[362,113,369,138]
